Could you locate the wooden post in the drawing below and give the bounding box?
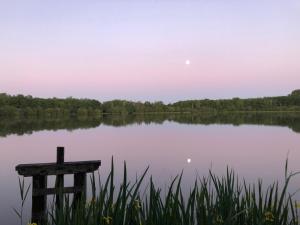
[56,147,64,210]
[15,147,101,224]
[57,147,64,164]
[32,175,47,224]
[74,172,87,208]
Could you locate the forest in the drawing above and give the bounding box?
[0,90,299,119]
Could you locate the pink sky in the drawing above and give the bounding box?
[1,0,300,102]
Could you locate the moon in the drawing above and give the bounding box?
[187,158,191,163]
[185,60,190,65]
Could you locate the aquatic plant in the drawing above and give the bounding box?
[43,159,299,225]
[12,177,31,225]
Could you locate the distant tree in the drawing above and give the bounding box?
[291,90,300,96]
[0,91,300,120]
[0,105,19,118]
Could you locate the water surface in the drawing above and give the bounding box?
[1,113,300,224]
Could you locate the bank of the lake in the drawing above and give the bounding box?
[0,90,300,119]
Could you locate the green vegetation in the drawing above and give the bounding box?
[0,90,299,136]
[17,159,300,225]
[291,90,300,97]
[0,93,102,119]
[0,90,300,120]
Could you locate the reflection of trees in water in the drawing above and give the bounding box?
[0,112,300,136]
[101,112,300,133]
[0,118,101,137]
[170,112,300,133]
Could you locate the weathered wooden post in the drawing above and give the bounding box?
[32,174,47,224]
[56,147,64,210]
[74,172,87,208]
[16,147,101,224]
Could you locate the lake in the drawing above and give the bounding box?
[1,112,300,224]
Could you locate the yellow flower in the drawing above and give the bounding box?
[103,216,112,224]
[90,197,96,204]
[134,199,141,209]
[215,215,224,224]
[264,211,275,222]
[110,203,115,210]
[295,202,300,208]
[86,198,96,207]
[28,223,37,225]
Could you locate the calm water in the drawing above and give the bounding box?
[1,113,300,224]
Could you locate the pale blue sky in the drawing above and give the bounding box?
[1,0,300,102]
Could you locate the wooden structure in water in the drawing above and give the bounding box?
[15,147,101,224]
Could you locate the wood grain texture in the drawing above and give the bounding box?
[15,160,101,176]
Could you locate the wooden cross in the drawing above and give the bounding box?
[15,147,101,224]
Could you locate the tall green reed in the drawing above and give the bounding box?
[19,158,300,225]
[13,177,31,225]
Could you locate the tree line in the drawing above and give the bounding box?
[0,90,299,119]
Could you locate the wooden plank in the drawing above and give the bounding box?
[56,176,64,209]
[32,186,84,196]
[56,147,64,209]
[74,172,87,208]
[32,175,47,224]
[57,147,64,164]
[15,160,101,176]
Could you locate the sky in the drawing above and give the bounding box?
[0,0,300,103]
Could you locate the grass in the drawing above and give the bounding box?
[17,159,300,225]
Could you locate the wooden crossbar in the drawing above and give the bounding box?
[16,160,101,176]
